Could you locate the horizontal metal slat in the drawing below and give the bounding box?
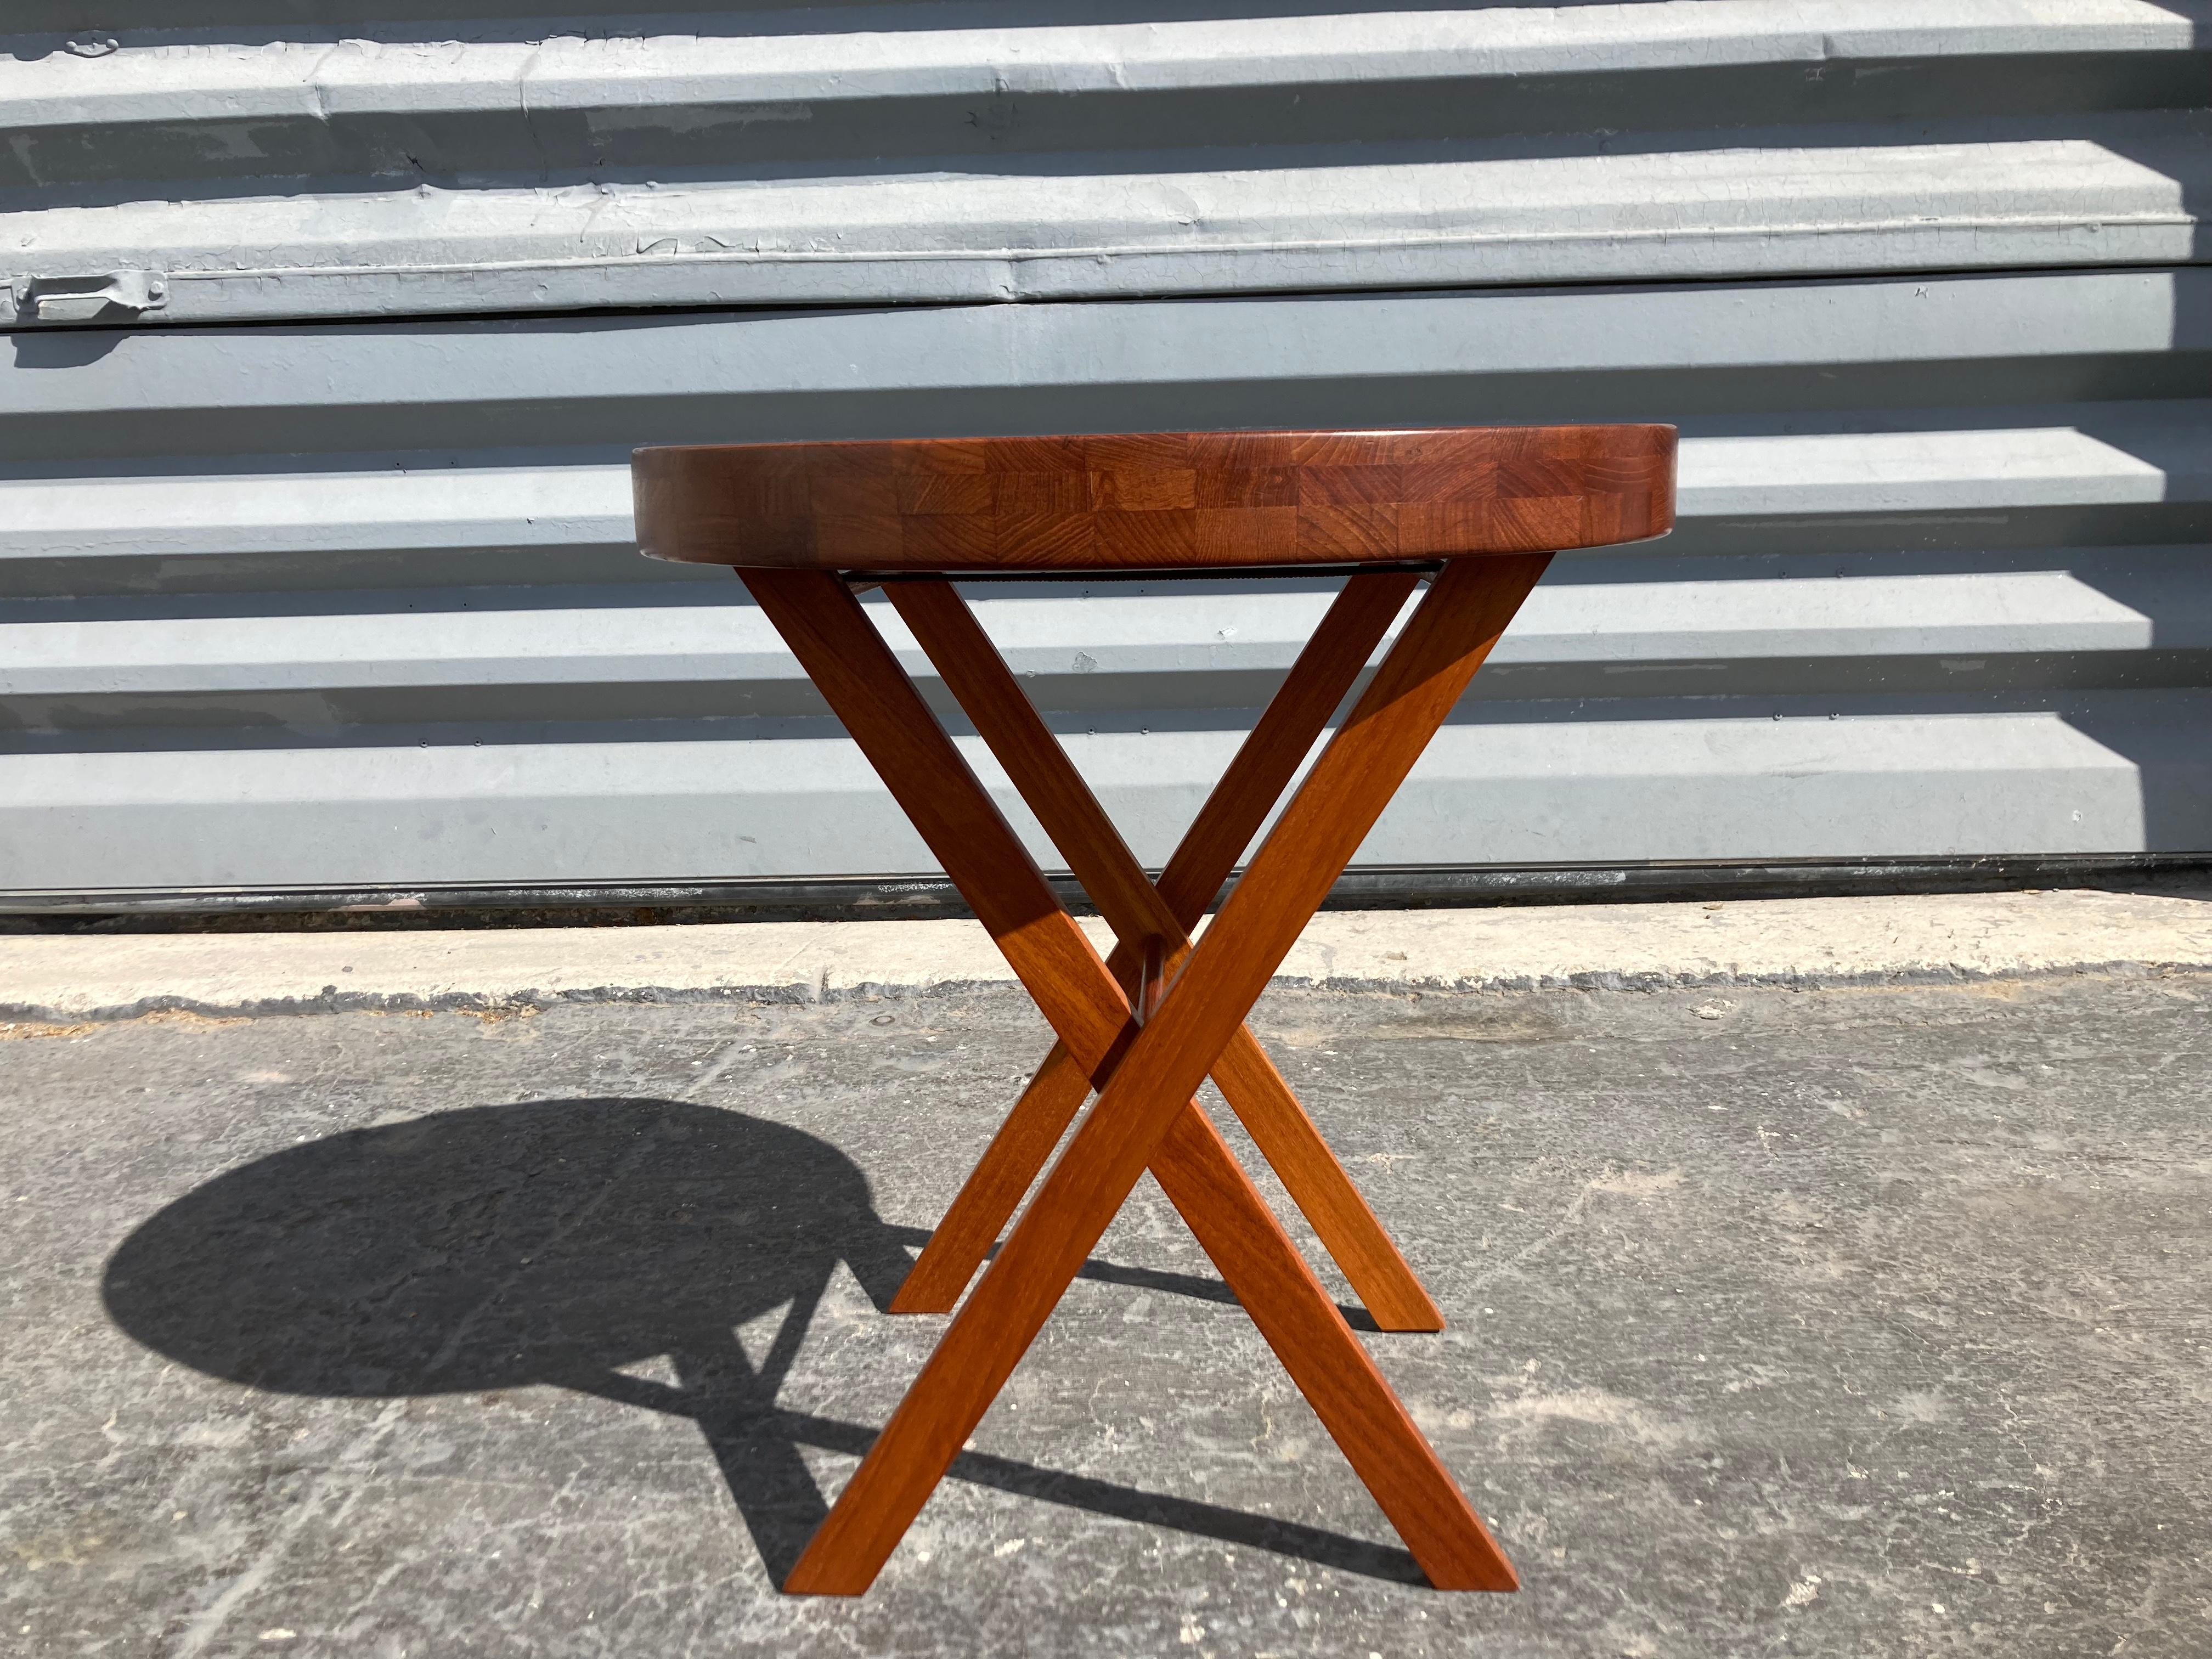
[7,414,2202,571]
[5,696,2203,891]
[5,268,2197,459]
[11,122,2199,320]
[9,557,2209,735]
[1,562,2192,693]
[7,2,2194,132]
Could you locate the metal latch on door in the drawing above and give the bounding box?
[7,269,168,324]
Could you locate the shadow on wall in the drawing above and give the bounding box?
[101,1097,1420,1586]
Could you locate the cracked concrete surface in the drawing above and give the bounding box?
[2,973,2208,1656]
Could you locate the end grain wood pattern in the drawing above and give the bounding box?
[634,426,1674,571]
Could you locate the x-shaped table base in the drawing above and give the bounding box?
[887,569,1444,1331]
[740,553,1549,1594]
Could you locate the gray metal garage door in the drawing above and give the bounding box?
[3,3,2208,911]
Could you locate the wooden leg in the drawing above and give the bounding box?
[890,573,1440,1326]
[1148,1110,1516,1589]
[887,1042,1091,1314]
[745,557,1545,1595]
[1154,569,1423,923]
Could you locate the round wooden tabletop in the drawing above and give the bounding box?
[633,425,1674,573]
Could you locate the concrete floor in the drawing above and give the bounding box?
[3,974,2208,1658]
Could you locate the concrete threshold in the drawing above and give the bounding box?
[4,884,2210,1024]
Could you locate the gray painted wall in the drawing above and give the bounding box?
[2,3,2208,903]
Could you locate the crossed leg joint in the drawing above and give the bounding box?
[884,572,1445,1331]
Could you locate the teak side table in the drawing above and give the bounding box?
[633,425,1677,1596]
